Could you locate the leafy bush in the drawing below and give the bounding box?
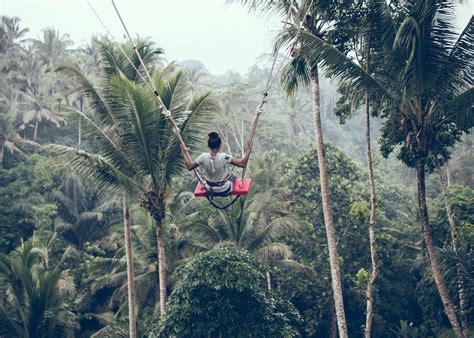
[150,242,302,337]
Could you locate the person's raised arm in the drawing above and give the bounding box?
[180,143,199,170]
[231,139,253,168]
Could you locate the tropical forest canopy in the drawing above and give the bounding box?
[0,0,472,337]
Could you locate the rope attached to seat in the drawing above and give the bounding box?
[239,2,295,186]
[87,0,302,208]
[192,170,240,210]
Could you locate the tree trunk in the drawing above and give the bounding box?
[446,161,451,186]
[143,192,168,314]
[309,65,348,338]
[435,163,469,336]
[123,195,137,338]
[78,117,81,145]
[33,120,39,141]
[79,96,83,145]
[364,92,378,338]
[330,297,338,338]
[266,271,272,291]
[416,160,465,338]
[156,217,167,314]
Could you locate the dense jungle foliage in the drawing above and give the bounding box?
[0,0,472,337]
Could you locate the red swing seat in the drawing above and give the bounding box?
[194,178,252,197]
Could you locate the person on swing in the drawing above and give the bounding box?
[180,132,252,197]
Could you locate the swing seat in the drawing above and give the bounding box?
[194,178,252,197]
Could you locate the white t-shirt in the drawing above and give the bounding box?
[195,152,233,192]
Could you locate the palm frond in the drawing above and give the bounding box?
[91,271,128,295]
[45,144,141,195]
[436,15,474,98]
[280,54,310,97]
[68,108,137,176]
[255,242,293,262]
[56,64,114,127]
[292,27,397,103]
[225,0,291,18]
[274,259,316,277]
[370,0,397,52]
[107,75,162,186]
[162,69,190,113]
[436,87,474,130]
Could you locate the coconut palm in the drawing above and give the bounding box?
[0,238,77,337]
[48,39,216,315]
[0,16,28,51]
[81,199,203,338]
[51,173,122,249]
[52,40,166,337]
[30,27,73,69]
[433,159,470,332]
[0,16,28,74]
[330,6,381,335]
[9,49,65,141]
[231,0,350,334]
[0,103,38,165]
[289,1,473,336]
[180,194,295,257]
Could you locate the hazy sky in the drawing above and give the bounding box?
[1,0,473,74]
[1,0,282,74]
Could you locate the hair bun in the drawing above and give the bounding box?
[208,132,219,139]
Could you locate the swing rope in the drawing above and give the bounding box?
[88,0,300,209]
[239,2,295,184]
[240,0,314,184]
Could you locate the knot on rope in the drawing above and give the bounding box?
[263,92,268,97]
[256,107,264,115]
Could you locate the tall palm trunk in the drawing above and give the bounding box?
[33,119,39,141]
[416,160,464,338]
[155,217,167,314]
[143,191,168,314]
[78,96,83,145]
[123,195,137,338]
[309,65,348,337]
[435,163,468,336]
[330,297,338,338]
[78,117,82,145]
[364,93,378,338]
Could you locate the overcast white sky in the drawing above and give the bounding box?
[1,0,282,74]
[1,0,473,74]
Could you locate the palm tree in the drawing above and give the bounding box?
[0,16,28,50]
[0,16,28,73]
[331,8,380,335]
[278,1,351,334]
[30,27,73,69]
[228,2,349,332]
[10,50,64,141]
[0,238,77,337]
[49,39,216,315]
[19,90,64,141]
[433,159,470,335]
[80,198,205,338]
[51,173,122,249]
[291,1,473,336]
[0,103,38,165]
